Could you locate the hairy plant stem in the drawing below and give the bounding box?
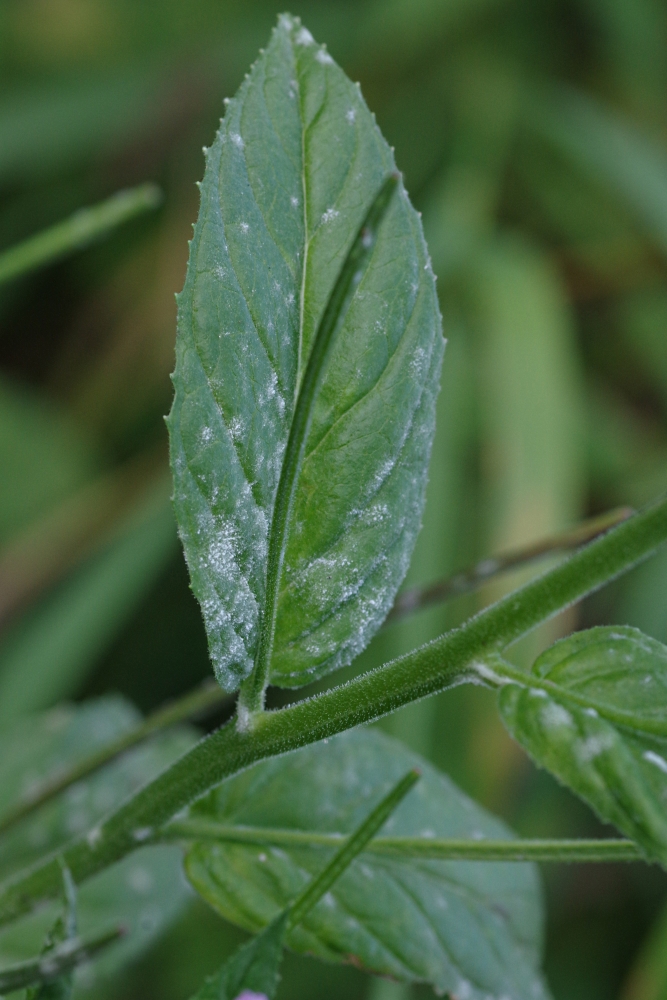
[160,820,643,863]
[0,495,664,929]
[238,174,399,719]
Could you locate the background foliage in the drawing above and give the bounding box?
[1,1,667,998]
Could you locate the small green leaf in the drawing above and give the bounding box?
[184,728,548,1000]
[190,912,288,1000]
[498,625,667,865]
[168,14,443,692]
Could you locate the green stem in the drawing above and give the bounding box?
[0,184,161,286]
[0,927,123,993]
[238,173,400,720]
[287,769,418,928]
[0,679,229,839]
[0,494,664,929]
[388,506,634,623]
[159,820,643,863]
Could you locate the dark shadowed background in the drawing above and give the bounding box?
[1,1,667,998]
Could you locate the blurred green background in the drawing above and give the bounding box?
[1,1,667,998]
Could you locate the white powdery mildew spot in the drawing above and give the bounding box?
[643,750,667,774]
[133,827,153,843]
[86,826,103,848]
[346,107,356,123]
[372,457,395,491]
[230,132,245,149]
[541,701,574,729]
[229,416,244,442]
[359,503,389,527]
[456,980,473,1000]
[296,26,314,45]
[576,733,614,764]
[201,426,213,444]
[410,346,428,378]
[316,48,334,65]
[321,207,339,224]
[290,195,299,208]
[239,221,249,233]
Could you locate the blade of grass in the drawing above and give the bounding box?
[0,449,164,631]
[0,184,161,286]
[388,506,634,623]
[287,769,419,928]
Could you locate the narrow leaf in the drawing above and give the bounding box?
[184,728,548,1000]
[497,626,667,866]
[168,14,444,692]
[0,184,161,286]
[189,912,288,1000]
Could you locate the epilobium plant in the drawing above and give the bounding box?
[0,14,667,1000]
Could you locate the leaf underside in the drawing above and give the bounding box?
[167,14,444,692]
[184,728,548,1000]
[499,625,667,867]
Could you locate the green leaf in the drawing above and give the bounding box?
[167,14,443,692]
[190,912,288,1000]
[188,770,418,1000]
[0,697,195,983]
[497,626,667,866]
[184,728,548,1000]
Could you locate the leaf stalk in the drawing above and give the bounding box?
[160,820,643,863]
